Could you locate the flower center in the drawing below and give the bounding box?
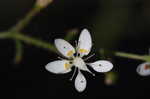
[73,57,86,70]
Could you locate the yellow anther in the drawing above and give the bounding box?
[79,49,88,53]
[64,63,70,70]
[67,50,74,57]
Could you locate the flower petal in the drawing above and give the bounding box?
[55,39,75,58]
[136,62,150,76]
[88,60,113,72]
[45,60,72,74]
[77,29,92,57]
[75,71,87,92]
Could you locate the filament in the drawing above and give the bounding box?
[87,69,95,76]
[69,67,77,81]
[57,57,64,60]
[84,53,95,61]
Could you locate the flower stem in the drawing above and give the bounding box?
[115,51,146,61]
[8,5,41,63]
[10,5,41,32]
[14,40,23,64]
[0,32,58,54]
[0,32,12,39]
[11,32,58,53]
[0,1,55,64]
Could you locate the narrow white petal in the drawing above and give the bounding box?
[77,29,92,57]
[45,60,72,74]
[75,71,87,92]
[55,39,75,58]
[88,60,113,72]
[136,62,150,76]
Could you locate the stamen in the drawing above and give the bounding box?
[76,41,82,57]
[57,57,64,60]
[75,40,78,50]
[87,69,95,76]
[69,67,77,81]
[75,40,79,57]
[84,53,95,61]
[85,66,95,76]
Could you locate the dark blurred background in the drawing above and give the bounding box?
[2,0,150,99]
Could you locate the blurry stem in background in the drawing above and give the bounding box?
[0,31,58,55]
[10,5,41,32]
[13,41,23,64]
[10,32,58,54]
[115,51,150,62]
[10,0,53,32]
[8,0,53,63]
[36,0,53,9]
[14,40,23,64]
[9,5,41,64]
[99,49,150,62]
[0,32,11,38]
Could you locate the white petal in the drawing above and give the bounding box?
[75,71,86,92]
[136,62,150,76]
[45,60,72,74]
[88,60,113,72]
[78,29,92,57]
[55,39,75,58]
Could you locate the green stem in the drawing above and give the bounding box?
[0,32,12,39]
[14,40,23,64]
[115,52,146,61]
[9,5,41,63]
[10,5,41,32]
[0,31,58,54]
[0,2,55,63]
[10,32,58,53]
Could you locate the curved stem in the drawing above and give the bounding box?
[10,6,41,32]
[0,1,54,64]
[0,32,12,39]
[8,5,41,63]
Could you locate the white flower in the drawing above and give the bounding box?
[45,29,113,92]
[136,62,150,76]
